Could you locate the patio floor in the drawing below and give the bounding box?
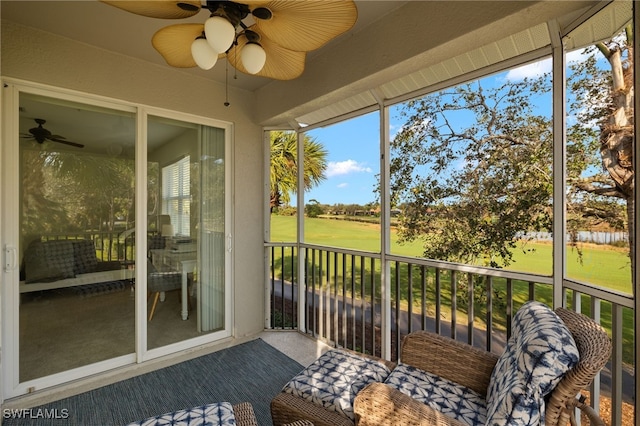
[3,337,310,426]
[259,330,331,368]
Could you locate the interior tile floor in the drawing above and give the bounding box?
[18,283,205,381]
[13,283,326,404]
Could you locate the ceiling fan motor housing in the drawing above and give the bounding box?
[206,1,250,26]
[23,118,85,148]
[30,119,52,143]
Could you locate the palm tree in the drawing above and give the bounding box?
[270,131,327,211]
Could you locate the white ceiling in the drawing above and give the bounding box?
[1,0,408,93]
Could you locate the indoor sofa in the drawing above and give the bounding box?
[20,239,133,293]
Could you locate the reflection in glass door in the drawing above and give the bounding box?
[147,115,226,349]
[17,92,136,381]
[3,88,229,396]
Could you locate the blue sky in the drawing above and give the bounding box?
[299,50,591,207]
[304,112,382,206]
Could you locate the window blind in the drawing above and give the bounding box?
[161,155,190,236]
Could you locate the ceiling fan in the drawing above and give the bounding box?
[101,0,358,80]
[21,119,85,148]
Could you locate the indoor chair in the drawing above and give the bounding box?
[147,259,183,321]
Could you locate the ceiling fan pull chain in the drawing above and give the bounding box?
[224,59,230,107]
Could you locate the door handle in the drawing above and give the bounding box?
[4,244,17,272]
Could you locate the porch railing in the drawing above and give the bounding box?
[39,230,136,262]
[266,242,635,426]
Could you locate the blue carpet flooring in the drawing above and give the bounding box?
[4,339,304,426]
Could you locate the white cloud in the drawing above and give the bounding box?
[506,58,551,80]
[505,50,590,81]
[566,50,584,64]
[326,159,373,177]
[389,123,405,140]
[337,183,349,188]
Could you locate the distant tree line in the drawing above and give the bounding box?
[273,202,384,218]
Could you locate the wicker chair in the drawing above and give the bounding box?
[271,306,611,426]
[354,307,612,426]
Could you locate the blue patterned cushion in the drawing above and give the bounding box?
[127,402,236,426]
[282,348,392,421]
[385,362,487,426]
[485,301,579,425]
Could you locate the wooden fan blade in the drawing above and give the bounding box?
[252,0,357,52]
[245,1,275,7]
[153,23,222,68]
[49,137,85,149]
[100,0,202,19]
[228,29,306,80]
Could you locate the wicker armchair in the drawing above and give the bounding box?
[354,307,612,426]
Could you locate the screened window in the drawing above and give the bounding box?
[162,155,191,236]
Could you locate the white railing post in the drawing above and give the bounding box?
[296,130,307,335]
[549,19,566,309]
[297,246,306,334]
[589,298,602,417]
[263,130,272,330]
[611,304,624,426]
[378,96,392,360]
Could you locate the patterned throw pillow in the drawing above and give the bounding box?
[24,240,76,283]
[127,402,236,426]
[282,348,392,421]
[384,362,488,426]
[485,301,579,425]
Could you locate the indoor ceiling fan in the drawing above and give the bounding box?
[101,0,358,80]
[21,118,85,148]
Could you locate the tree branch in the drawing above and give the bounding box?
[573,180,626,198]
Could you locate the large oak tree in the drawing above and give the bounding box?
[391,25,634,281]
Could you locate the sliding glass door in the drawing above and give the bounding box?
[146,115,227,350]
[2,84,231,398]
[17,92,137,382]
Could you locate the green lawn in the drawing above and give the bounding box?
[271,214,632,294]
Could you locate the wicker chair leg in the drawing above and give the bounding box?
[569,396,606,426]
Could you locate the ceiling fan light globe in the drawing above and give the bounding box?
[191,38,218,70]
[204,16,236,53]
[241,42,266,74]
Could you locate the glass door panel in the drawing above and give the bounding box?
[147,115,225,349]
[18,92,136,381]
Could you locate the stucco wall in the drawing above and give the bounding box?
[1,20,265,340]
